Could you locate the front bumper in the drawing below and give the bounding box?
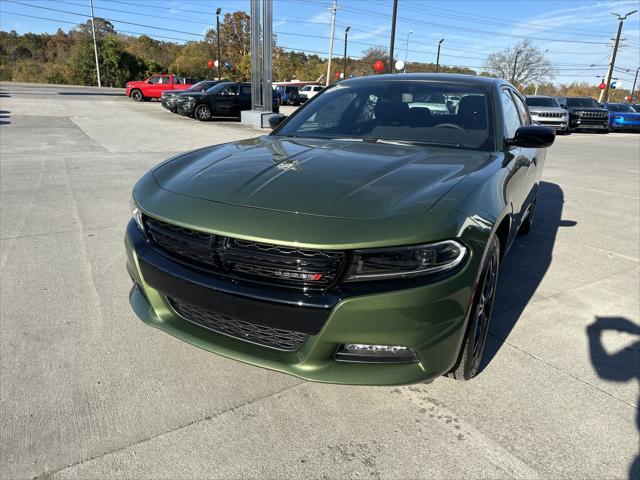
[531,115,568,130]
[125,220,481,385]
[161,96,177,111]
[570,117,608,129]
[609,118,640,131]
[176,102,195,116]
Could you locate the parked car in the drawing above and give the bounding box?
[177,82,279,120]
[602,103,640,132]
[555,96,609,132]
[274,85,300,106]
[161,80,224,113]
[126,73,554,385]
[126,74,197,102]
[525,95,569,134]
[299,84,324,102]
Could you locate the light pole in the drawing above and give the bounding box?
[534,48,548,95]
[325,0,337,86]
[403,30,412,73]
[511,49,523,84]
[630,67,639,103]
[600,10,637,103]
[435,38,444,73]
[89,0,101,87]
[342,26,350,79]
[216,7,222,80]
[388,0,398,73]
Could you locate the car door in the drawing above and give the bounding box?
[510,90,540,210]
[500,88,535,234]
[213,84,239,116]
[238,84,252,115]
[145,75,162,96]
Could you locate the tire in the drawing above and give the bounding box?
[194,104,212,121]
[519,199,536,235]
[130,89,144,102]
[447,236,500,381]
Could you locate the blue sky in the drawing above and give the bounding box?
[1,0,639,85]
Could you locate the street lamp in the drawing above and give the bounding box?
[600,9,637,103]
[511,49,523,84]
[216,7,222,80]
[534,48,548,95]
[630,67,640,103]
[435,38,444,73]
[403,30,412,73]
[343,26,350,79]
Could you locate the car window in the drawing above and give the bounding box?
[275,81,494,150]
[220,85,238,96]
[159,76,170,84]
[148,76,160,84]
[566,97,600,108]
[301,86,311,92]
[239,85,251,96]
[501,90,521,138]
[526,97,559,107]
[313,86,323,92]
[511,92,531,126]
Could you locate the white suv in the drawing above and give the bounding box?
[299,85,324,103]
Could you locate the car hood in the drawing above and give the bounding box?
[567,107,607,112]
[529,107,567,114]
[152,136,492,220]
[178,91,205,99]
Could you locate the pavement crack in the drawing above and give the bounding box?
[32,381,305,480]
[488,332,638,409]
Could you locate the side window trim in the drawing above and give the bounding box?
[500,87,522,140]
[509,89,531,126]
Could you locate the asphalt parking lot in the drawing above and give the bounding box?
[1,82,638,480]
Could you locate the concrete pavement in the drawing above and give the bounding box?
[1,82,638,479]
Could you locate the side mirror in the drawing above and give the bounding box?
[269,114,287,129]
[506,126,555,149]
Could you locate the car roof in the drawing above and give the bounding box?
[525,95,555,98]
[339,73,509,88]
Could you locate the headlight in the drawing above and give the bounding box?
[130,196,144,232]
[345,240,467,281]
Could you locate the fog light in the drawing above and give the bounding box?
[335,343,418,363]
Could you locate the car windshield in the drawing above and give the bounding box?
[205,82,231,94]
[526,97,559,107]
[273,80,493,150]
[607,104,635,112]
[566,97,600,108]
[190,81,213,91]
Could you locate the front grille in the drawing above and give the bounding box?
[581,111,607,118]
[535,112,564,118]
[144,216,346,290]
[168,297,307,351]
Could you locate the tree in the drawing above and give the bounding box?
[75,18,115,37]
[484,40,554,87]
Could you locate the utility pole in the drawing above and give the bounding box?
[388,0,398,73]
[343,26,350,79]
[600,10,637,103]
[630,67,639,103]
[403,30,412,73]
[325,0,338,86]
[216,8,222,80]
[89,0,101,87]
[435,38,444,73]
[534,48,548,95]
[511,49,522,84]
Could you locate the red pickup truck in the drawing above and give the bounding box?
[125,74,198,101]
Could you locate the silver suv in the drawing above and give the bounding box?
[525,95,569,134]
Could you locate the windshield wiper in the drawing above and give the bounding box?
[363,138,463,148]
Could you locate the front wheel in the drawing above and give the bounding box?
[447,236,500,381]
[194,104,212,121]
[130,89,144,102]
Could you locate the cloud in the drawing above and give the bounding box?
[350,25,388,41]
[274,18,287,28]
[310,10,330,24]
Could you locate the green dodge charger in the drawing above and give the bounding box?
[125,74,555,385]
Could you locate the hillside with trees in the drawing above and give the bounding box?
[0,11,633,101]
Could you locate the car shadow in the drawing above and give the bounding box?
[587,316,639,480]
[481,181,576,370]
[0,109,10,125]
[0,90,9,98]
